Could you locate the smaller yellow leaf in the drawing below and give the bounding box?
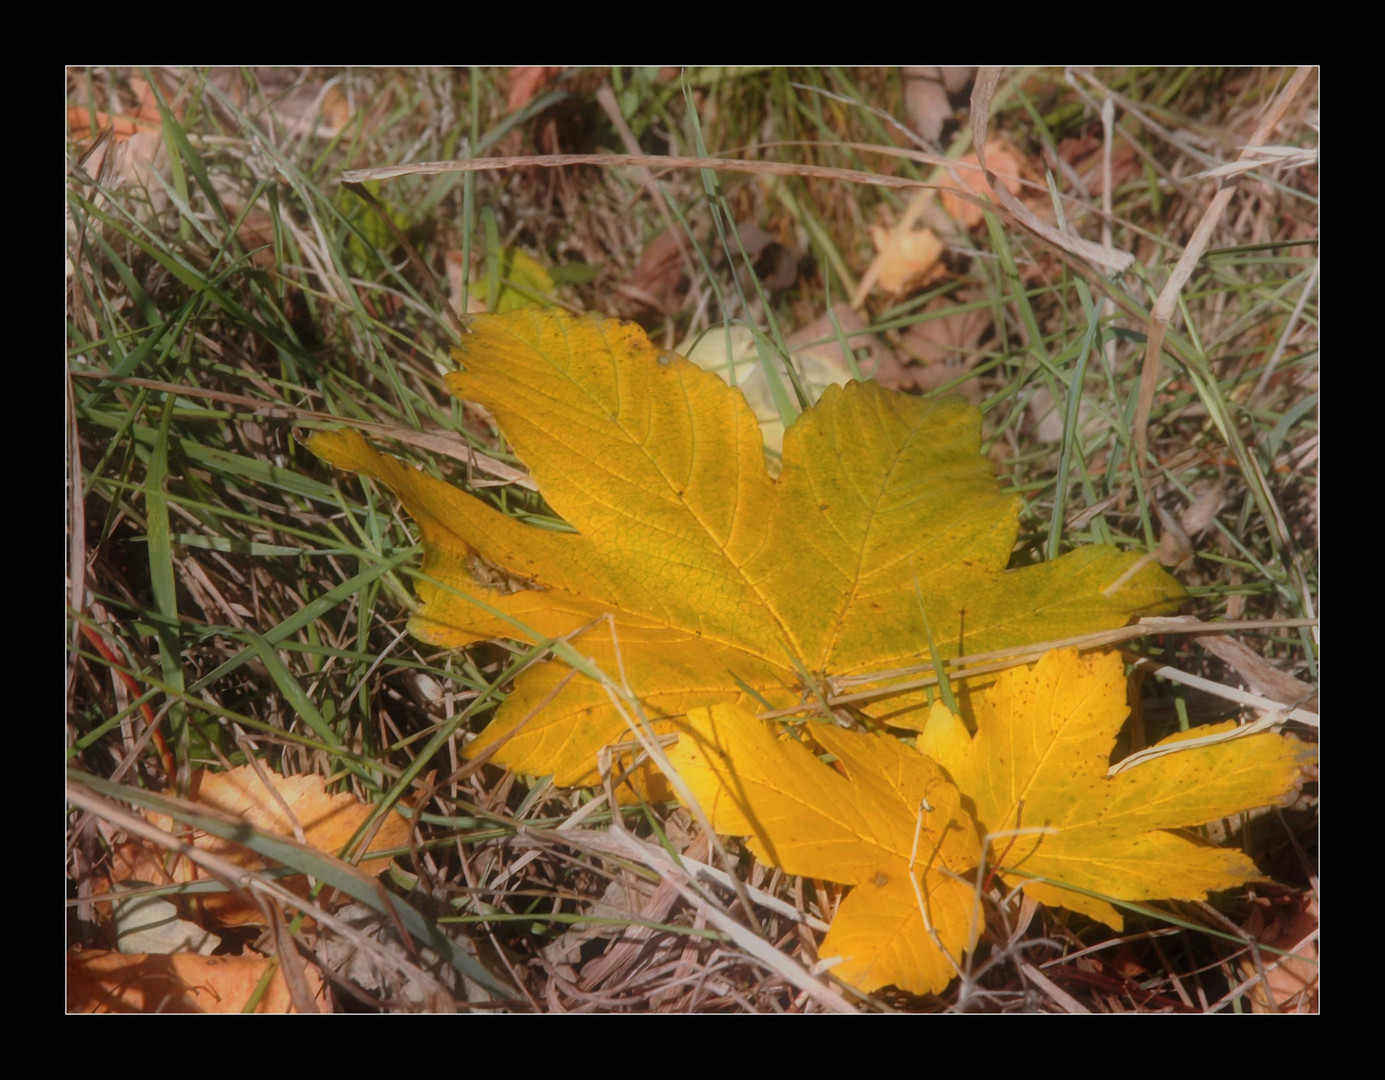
[919,649,1314,929]
[495,249,555,312]
[667,704,980,995]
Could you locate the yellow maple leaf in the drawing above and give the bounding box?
[917,648,1315,929]
[310,308,1183,788]
[667,703,982,995]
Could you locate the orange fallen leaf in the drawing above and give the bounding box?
[67,74,171,143]
[67,949,324,1013]
[67,106,160,140]
[508,67,564,113]
[940,139,1024,228]
[133,765,411,927]
[1241,893,1318,1012]
[867,223,945,295]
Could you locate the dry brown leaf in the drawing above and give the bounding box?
[735,223,799,290]
[1027,384,1098,446]
[940,67,975,94]
[1196,636,1318,711]
[267,82,353,140]
[67,74,169,142]
[127,765,411,927]
[902,67,952,143]
[1241,893,1318,1012]
[445,250,488,315]
[1153,481,1228,572]
[67,949,324,1013]
[886,300,990,402]
[970,71,1135,275]
[1180,481,1227,535]
[508,67,564,113]
[318,86,353,137]
[618,229,688,314]
[785,304,895,383]
[898,297,990,368]
[69,128,167,218]
[181,767,410,860]
[866,223,945,295]
[940,139,1024,228]
[1155,500,1194,569]
[1057,134,1142,196]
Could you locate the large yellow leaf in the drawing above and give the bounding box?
[667,703,982,995]
[310,308,1183,787]
[917,648,1315,929]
